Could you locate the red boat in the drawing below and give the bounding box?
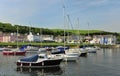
[2,48,26,56]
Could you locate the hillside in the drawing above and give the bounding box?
[52,29,116,36]
[0,22,118,36]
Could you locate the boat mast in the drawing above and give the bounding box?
[29,22,31,44]
[67,14,74,45]
[17,26,19,48]
[29,22,31,34]
[67,15,74,30]
[40,28,42,47]
[87,22,90,37]
[62,0,66,50]
[66,15,69,44]
[77,18,80,41]
[77,18,80,47]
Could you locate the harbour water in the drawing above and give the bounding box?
[0,48,120,76]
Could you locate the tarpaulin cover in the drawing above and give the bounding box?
[56,46,69,51]
[19,45,27,51]
[20,55,38,62]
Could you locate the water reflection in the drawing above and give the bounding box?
[16,66,63,76]
[96,48,113,57]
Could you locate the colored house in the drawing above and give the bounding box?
[91,35,116,45]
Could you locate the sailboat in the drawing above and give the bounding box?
[85,22,98,53]
[2,26,26,56]
[2,48,26,56]
[44,3,80,62]
[60,5,80,61]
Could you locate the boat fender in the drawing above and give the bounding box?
[29,63,31,66]
[42,62,44,66]
[21,63,23,67]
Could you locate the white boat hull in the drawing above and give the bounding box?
[64,55,78,61]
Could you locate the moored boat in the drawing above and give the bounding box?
[16,54,63,68]
[2,48,26,56]
[48,53,79,62]
[38,46,79,62]
[65,48,81,57]
[79,48,88,57]
[63,54,79,61]
[0,47,9,52]
[51,48,80,61]
[2,45,27,56]
[86,47,97,53]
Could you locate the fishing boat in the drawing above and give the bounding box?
[16,54,63,68]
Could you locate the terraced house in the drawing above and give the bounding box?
[90,35,116,45]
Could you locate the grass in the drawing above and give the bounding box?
[0,42,87,47]
[52,29,102,35]
[0,42,117,48]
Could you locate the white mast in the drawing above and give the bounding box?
[17,26,19,48]
[62,0,66,49]
[77,18,80,43]
[29,22,32,44]
[67,14,74,44]
[29,22,31,34]
[87,22,90,37]
[77,18,81,48]
[40,28,42,47]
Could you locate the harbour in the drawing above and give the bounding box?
[0,0,120,76]
[0,48,120,76]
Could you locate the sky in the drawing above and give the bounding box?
[0,0,120,32]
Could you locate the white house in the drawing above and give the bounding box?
[42,35,54,42]
[91,35,116,45]
[27,32,43,42]
[27,32,34,42]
